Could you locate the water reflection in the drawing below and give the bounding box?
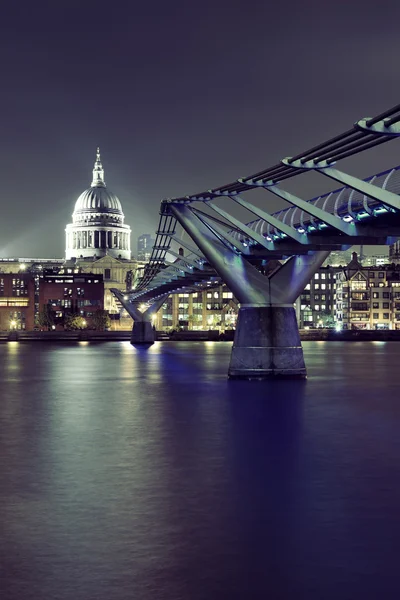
[1,341,400,599]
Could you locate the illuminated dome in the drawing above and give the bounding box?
[74,187,123,214]
[65,149,131,260]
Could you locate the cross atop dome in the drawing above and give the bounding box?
[91,147,106,188]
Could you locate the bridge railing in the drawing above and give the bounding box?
[230,165,400,244]
[135,102,400,293]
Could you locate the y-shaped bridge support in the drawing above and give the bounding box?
[111,289,168,345]
[170,205,329,379]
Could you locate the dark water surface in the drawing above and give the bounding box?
[1,341,400,599]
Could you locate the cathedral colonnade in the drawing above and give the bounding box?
[67,229,130,251]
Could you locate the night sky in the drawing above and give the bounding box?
[1,0,400,258]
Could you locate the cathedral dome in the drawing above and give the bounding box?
[65,148,131,261]
[74,186,123,213]
[72,148,124,216]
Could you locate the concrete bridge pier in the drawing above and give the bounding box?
[110,289,168,346]
[171,204,330,379]
[229,304,305,379]
[130,320,156,345]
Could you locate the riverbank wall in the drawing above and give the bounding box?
[1,329,400,342]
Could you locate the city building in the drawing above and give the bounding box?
[0,273,35,330]
[137,234,155,261]
[39,272,104,330]
[153,285,238,332]
[335,252,400,330]
[297,265,338,328]
[389,240,400,264]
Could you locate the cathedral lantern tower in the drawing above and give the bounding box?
[65,149,131,260]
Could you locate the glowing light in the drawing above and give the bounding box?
[140,304,147,312]
[19,263,26,270]
[10,320,17,328]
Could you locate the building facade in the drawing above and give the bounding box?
[39,272,104,330]
[0,273,35,330]
[335,253,400,330]
[137,234,155,261]
[152,285,238,332]
[297,265,338,328]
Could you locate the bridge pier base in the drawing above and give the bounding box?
[228,305,306,379]
[131,321,156,345]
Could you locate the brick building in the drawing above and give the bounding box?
[39,272,104,329]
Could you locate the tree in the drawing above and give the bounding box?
[92,309,111,331]
[64,313,87,330]
[318,312,336,328]
[37,304,54,330]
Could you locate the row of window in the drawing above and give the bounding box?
[64,287,85,297]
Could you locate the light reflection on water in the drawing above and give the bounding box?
[0,341,400,600]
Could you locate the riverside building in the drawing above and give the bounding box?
[0,273,35,330]
[335,252,400,330]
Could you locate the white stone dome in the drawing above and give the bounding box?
[74,186,123,214]
[65,148,131,261]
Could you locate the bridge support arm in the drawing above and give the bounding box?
[111,289,168,345]
[170,203,330,379]
[170,204,271,304]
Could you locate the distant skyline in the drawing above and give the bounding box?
[1,1,400,257]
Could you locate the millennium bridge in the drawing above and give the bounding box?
[112,102,400,379]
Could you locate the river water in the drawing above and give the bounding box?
[1,341,400,599]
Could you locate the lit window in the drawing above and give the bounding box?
[314,273,319,279]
